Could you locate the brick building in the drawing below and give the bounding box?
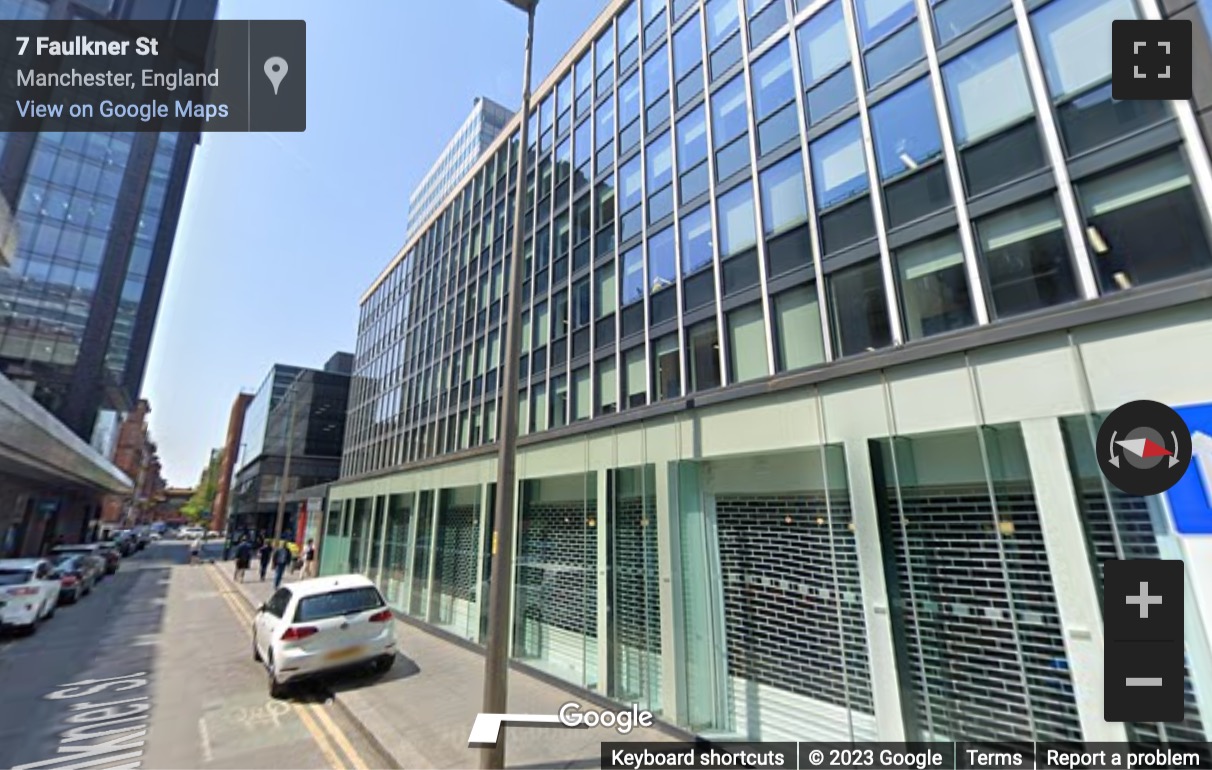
[99,399,166,528]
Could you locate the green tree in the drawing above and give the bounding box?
[181,449,223,524]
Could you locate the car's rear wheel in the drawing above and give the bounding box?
[372,654,395,674]
[267,653,287,700]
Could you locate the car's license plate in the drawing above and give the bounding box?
[325,646,364,662]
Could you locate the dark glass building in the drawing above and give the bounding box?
[0,0,217,444]
[231,354,353,536]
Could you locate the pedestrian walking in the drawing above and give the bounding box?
[189,535,202,565]
[234,538,253,582]
[272,540,292,589]
[258,540,272,581]
[302,538,317,579]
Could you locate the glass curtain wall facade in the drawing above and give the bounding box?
[0,0,213,441]
[332,0,1212,748]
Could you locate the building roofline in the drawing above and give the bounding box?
[362,0,630,305]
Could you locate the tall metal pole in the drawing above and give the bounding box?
[272,387,298,546]
[481,4,535,768]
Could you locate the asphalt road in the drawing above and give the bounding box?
[0,540,391,770]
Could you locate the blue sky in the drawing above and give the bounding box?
[144,0,608,486]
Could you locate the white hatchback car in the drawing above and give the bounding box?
[252,574,396,698]
[0,558,61,633]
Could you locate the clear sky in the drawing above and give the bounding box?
[144,0,608,486]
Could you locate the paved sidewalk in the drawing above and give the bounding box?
[214,561,684,769]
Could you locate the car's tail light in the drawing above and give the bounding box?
[281,626,319,642]
[7,587,38,596]
[369,609,392,623]
[61,575,78,586]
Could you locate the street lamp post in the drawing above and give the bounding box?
[481,2,536,768]
[271,386,299,547]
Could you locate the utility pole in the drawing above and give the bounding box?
[481,2,537,768]
[271,386,298,545]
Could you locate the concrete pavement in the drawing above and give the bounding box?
[215,560,687,769]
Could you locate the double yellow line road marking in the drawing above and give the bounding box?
[202,565,370,770]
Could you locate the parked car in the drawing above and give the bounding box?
[112,533,135,557]
[54,543,119,575]
[0,559,60,633]
[48,554,98,603]
[48,544,108,581]
[134,529,151,550]
[179,526,205,540]
[252,574,396,698]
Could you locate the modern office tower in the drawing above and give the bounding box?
[404,97,514,241]
[0,0,217,444]
[329,0,1212,748]
[231,354,352,535]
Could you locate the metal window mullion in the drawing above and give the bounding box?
[1008,0,1098,300]
[586,57,599,424]
[910,0,990,326]
[663,11,691,399]
[839,0,906,346]
[737,0,779,376]
[638,45,655,408]
[781,2,837,363]
[702,26,733,387]
[613,17,624,413]
[1135,0,1212,231]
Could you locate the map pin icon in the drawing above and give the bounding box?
[264,56,289,95]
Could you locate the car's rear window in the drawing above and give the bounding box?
[0,569,33,585]
[295,587,384,622]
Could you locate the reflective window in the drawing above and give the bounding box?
[712,75,751,179]
[598,357,618,413]
[678,106,711,202]
[718,183,757,257]
[574,120,592,172]
[975,196,1078,318]
[573,367,591,421]
[856,0,923,88]
[597,95,615,151]
[648,132,674,192]
[931,0,1010,44]
[624,346,648,407]
[653,334,681,401]
[707,0,743,77]
[895,231,975,339]
[751,39,799,154]
[797,2,856,124]
[620,3,642,71]
[620,73,643,134]
[597,26,616,82]
[646,47,671,107]
[687,321,721,392]
[727,303,768,382]
[943,30,1033,146]
[811,118,868,210]
[870,78,943,181]
[712,75,749,148]
[649,226,677,293]
[748,0,788,47]
[760,155,809,236]
[942,30,1045,196]
[597,263,618,317]
[622,245,646,305]
[1078,151,1212,293]
[773,284,826,372]
[1032,0,1164,156]
[830,259,893,356]
[620,156,644,213]
[674,13,705,105]
[855,0,916,44]
[682,205,715,275]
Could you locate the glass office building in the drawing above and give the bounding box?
[329,0,1212,745]
[404,97,514,242]
[0,0,216,442]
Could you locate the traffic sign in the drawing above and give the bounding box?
[1163,402,1212,535]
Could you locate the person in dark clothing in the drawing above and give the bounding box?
[234,538,253,583]
[258,540,273,581]
[272,541,292,589]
